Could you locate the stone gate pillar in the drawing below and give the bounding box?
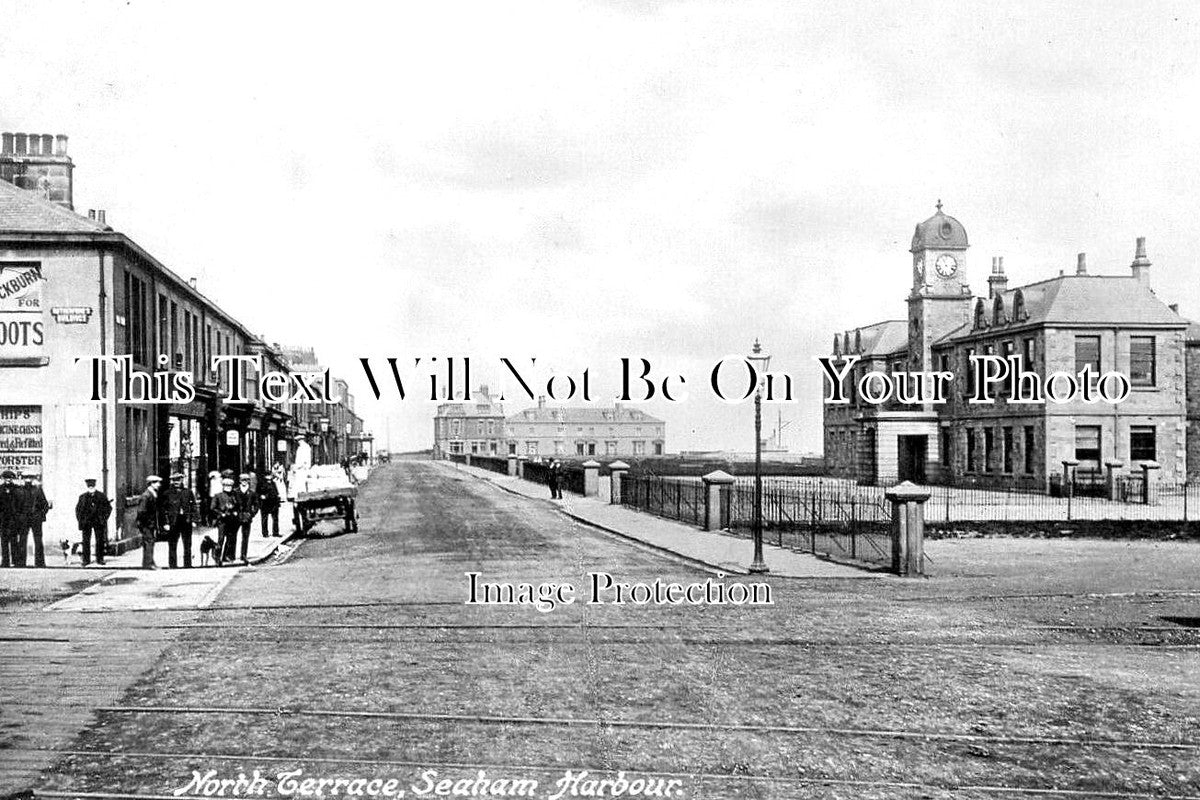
[701,470,734,532]
[885,481,930,577]
[608,461,630,504]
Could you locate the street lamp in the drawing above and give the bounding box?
[747,338,770,574]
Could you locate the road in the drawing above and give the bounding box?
[4,461,1200,799]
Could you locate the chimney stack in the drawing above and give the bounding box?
[537,395,546,409]
[1076,252,1087,275]
[87,209,95,220]
[96,209,106,226]
[988,256,1008,299]
[1130,237,1151,285]
[0,131,75,209]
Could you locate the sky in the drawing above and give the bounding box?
[2,1,1198,453]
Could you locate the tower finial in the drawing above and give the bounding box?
[935,198,943,213]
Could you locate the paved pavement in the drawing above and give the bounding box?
[449,461,877,579]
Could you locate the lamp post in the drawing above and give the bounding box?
[747,338,770,574]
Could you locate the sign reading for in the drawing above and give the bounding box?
[0,262,45,360]
[0,406,42,478]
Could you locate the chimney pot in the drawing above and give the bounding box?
[1131,236,1151,284]
[188,277,197,289]
[1077,253,1087,275]
[55,134,68,156]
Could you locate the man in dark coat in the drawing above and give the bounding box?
[75,478,112,566]
[0,470,19,567]
[161,473,198,569]
[136,475,163,570]
[258,470,281,538]
[210,476,240,567]
[547,460,563,500]
[15,474,50,567]
[236,473,260,563]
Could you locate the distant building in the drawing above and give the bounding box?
[432,385,506,458]
[505,398,665,458]
[825,204,1192,487]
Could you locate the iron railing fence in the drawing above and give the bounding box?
[619,474,707,528]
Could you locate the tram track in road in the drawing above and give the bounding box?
[66,703,1200,753]
[16,749,1200,800]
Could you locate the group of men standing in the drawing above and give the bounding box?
[135,468,283,569]
[0,470,52,567]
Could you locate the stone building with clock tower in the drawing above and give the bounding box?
[824,203,1194,489]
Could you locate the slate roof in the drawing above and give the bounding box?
[835,320,908,358]
[936,275,1186,345]
[0,178,108,232]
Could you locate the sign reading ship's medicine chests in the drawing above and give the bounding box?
[0,262,45,360]
[0,406,42,478]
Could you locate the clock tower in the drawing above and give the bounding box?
[907,201,972,373]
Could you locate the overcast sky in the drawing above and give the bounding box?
[2,1,1198,453]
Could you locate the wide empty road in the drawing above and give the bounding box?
[8,461,1200,799]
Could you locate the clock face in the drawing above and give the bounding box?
[934,254,958,278]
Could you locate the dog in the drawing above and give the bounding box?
[199,535,219,567]
[60,539,72,565]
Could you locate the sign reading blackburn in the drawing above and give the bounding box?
[0,262,45,361]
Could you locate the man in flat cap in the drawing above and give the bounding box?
[235,473,260,564]
[136,475,163,569]
[75,478,112,566]
[0,470,18,567]
[15,473,50,567]
[161,473,198,569]
[211,475,240,566]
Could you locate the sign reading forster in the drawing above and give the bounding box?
[0,262,45,362]
[0,405,43,478]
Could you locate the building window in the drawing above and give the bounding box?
[1022,338,1035,371]
[965,348,976,397]
[1002,341,1015,396]
[587,442,596,456]
[158,293,169,359]
[449,441,463,454]
[1075,336,1101,374]
[984,428,995,472]
[576,442,586,455]
[605,441,617,455]
[554,441,565,455]
[939,428,950,468]
[1129,336,1156,387]
[508,442,517,455]
[966,429,976,472]
[1075,425,1102,469]
[525,441,538,455]
[487,420,495,435]
[470,441,480,454]
[126,272,149,365]
[451,420,461,436]
[1002,427,1013,473]
[1130,426,1156,462]
[653,442,664,455]
[633,441,646,455]
[1024,426,1036,474]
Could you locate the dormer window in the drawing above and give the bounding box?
[974,298,987,330]
[1012,290,1026,321]
[833,335,841,356]
[854,329,862,353]
[993,295,1006,326]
